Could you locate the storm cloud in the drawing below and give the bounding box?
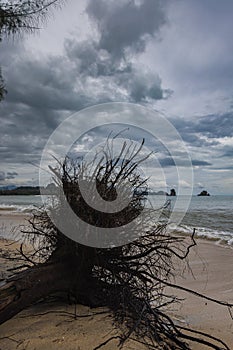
[0,0,170,177]
[158,157,212,168]
[171,112,233,147]
[86,0,166,55]
[0,171,18,182]
[0,0,233,193]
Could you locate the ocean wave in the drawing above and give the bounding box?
[0,204,37,213]
[169,224,233,246]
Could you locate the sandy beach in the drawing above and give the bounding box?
[0,213,232,349]
[169,240,233,349]
[0,212,31,243]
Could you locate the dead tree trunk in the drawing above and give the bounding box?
[0,260,70,324]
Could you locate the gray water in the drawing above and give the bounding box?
[0,195,232,244]
[149,195,233,244]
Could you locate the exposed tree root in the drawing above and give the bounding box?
[0,139,232,350]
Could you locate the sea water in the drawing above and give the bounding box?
[149,195,233,245]
[0,195,232,245]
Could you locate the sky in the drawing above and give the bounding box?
[0,0,233,194]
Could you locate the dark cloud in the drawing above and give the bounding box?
[212,165,233,171]
[158,157,211,167]
[6,171,18,179]
[1,0,232,191]
[64,1,169,104]
[0,100,67,165]
[0,171,18,182]
[171,112,233,148]
[1,45,85,112]
[86,0,166,56]
[65,37,168,103]
[0,0,169,176]
[2,0,168,114]
[192,160,212,166]
[194,113,233,138]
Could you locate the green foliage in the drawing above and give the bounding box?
[0,0,62,41]
[0,0,64,102]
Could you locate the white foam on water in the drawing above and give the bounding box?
[0,203,37,213]
[168,224,233,246]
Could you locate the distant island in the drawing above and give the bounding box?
[147,190,168,195]
[148,188,176,196]
[197,190,210,196]
[169,189,176,196]
[0,184,57,195]
[0,185,177,196]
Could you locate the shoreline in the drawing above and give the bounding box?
[1,209,233,246]
[0,214,232,349]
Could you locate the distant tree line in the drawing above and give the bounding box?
[0,184,56,195]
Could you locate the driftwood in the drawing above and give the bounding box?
[0,139,232,349]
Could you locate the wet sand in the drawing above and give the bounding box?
[0,212,31,241]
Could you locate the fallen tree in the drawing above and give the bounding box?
[0,138,232,349]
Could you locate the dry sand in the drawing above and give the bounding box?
[0,302,138,350]
[0,213,232,349]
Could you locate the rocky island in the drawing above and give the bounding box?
[169,188,176,196]
[197,190,210,196]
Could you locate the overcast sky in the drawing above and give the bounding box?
[0,0,233,194]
